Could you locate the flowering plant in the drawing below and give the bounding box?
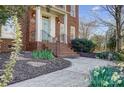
[90,66,124,87]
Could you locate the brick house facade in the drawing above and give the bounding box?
[0,5,79,57]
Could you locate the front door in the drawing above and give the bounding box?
[42,16,51,42]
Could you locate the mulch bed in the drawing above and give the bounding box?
[79,52,96,58]
[0,52,71,85]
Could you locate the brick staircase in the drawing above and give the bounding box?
[58,43,79,58]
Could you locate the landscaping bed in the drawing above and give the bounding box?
[79,52,96,58]
[0,52,71,85]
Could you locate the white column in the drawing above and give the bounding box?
[36,6,42,42]
[64,14,68,43]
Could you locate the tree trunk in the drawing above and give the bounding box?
[115,6,122,52]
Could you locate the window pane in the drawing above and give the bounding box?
[70,5,75,17]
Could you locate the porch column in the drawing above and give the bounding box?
[64,14,68,44]
[36,6,42,42]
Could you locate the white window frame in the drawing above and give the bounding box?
[1,17,16,39]
[70,5,75,17]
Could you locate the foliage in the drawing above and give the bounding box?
[101,6,124,52]
[96,51,124,61]
[71,38,96,53]
[107,35,116,52]
[90,66,124,87]
[79,19,97,39]
[0,6,24,23]
[0,6,25,36]
[91,34,106,52]
[0,5,24,87]
[0,16,22,87]
[32,50,54,60]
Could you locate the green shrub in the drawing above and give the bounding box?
[90,66,124,87]
[32,49,54,60]
[96,51,124,61]
[71,38,96,53]
[107,35,116,51]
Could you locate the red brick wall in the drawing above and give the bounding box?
[0,39,13,52]
[19,7,28,51]
[21,5,79,51]
[20,6,37,51]
[66,5,79,43]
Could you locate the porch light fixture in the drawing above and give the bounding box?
[31,11,36,18]
[56,17,61,24]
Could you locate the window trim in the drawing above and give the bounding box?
[0,18,16,39]
[70,5,76,17]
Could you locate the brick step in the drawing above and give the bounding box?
[60,45,73,51]
[60,49,75,53]
[58,43,78,58]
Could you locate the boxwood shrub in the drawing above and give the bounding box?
[71,38,96,53]
[96,51,124,61]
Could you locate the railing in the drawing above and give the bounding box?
[42,30,67,43]
[60,33,67,43]
[41,30,61,57]
[42,30,55,42]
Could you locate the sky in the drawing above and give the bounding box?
[79,5,111,35]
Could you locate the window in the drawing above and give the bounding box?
[1,17,16,39]
[70,26,75,40]
[42,16,51,41]
[2,17,15,32]
[70,5,75,17]
[60,23,65,42]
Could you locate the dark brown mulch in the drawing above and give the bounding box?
[0,52,71,85]
[79,52,96,58]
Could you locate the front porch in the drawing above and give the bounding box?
[26,6,77,57]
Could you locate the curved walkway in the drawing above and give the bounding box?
[9,57,115,87]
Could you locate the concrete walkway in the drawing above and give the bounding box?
[9,57,115,87]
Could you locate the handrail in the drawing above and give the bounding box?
[41,30,70,43]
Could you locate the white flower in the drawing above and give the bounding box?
[111,72,120,81]
[119,67,123,71]
[102,81,109,87]
[93,71,99,76]
[117,80,122,84]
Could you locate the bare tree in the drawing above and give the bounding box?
[91,34,106,52]
[79,19,97,39]
[96,5,124,52]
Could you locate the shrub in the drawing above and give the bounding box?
[107,35,116,52]
[90,66,124,87]
[96,51,124,61]
[71,38,96,53]
[32,49,54,60]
